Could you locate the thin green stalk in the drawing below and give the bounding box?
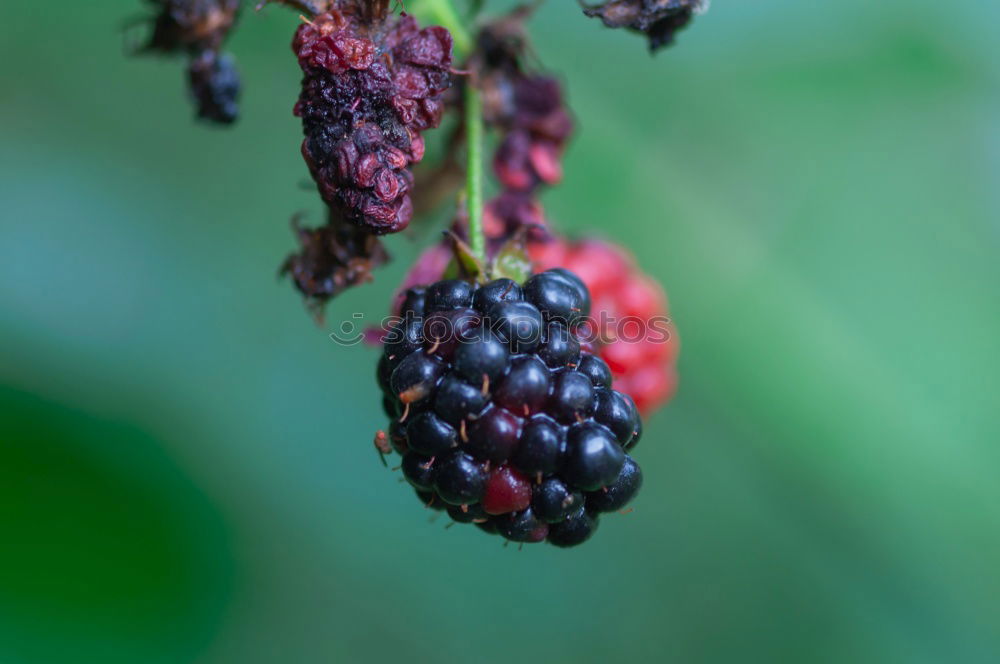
[463,81,486,267]
[410,0,472,56]
[410,0,485,267]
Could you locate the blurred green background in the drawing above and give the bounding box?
[1,1,998,662]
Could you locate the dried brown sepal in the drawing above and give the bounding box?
[581,0,704,52]
[281,209,390,317]
[143,0,241,54]
[441,231,486,283]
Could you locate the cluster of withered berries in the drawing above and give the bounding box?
[129,0,701,547]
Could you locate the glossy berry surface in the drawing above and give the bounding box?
[378,269,644,547]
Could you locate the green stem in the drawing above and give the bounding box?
[410,0,472,56]
[464,81,486,267]
[411,0,484,267]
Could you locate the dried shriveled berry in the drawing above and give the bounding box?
[292,6,453,233]
[138,0,243,124]
[474,13,573,195]
[281,211,389,314]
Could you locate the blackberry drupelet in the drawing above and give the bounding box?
[378,269,644,547]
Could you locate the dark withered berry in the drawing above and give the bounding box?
[282,212,389,312]
[406,410,457,456]
[496,508,549,543]
[434,451,488,505]
[292,7,453,233]
[401,452,436,491]
[563,422,625,491]
[547,507,599,548]
[474,15,573,195]
[582,0,704,52]
[377,270,645,547]
[187,50,240,124]
[586,455,643,513]
[512,415,564,477]
[532,477,583,523]
[138,0,242,125]
[577,353,613,389]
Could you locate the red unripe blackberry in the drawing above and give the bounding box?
[529,237,679,416]
[482,466,532,515]
[377,270,644,547]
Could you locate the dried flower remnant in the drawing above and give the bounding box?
[582,0,705,52]
[140,0,243,123]
[292,3,454,234]
[474,13,574,194]
[282,210,389,315]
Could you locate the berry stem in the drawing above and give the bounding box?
[464,80,486,268]
[409,0,472,55]
[408,0,485,266]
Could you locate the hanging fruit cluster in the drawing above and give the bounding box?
[124,0,705,547]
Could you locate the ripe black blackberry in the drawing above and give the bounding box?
[378,269,643,548]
